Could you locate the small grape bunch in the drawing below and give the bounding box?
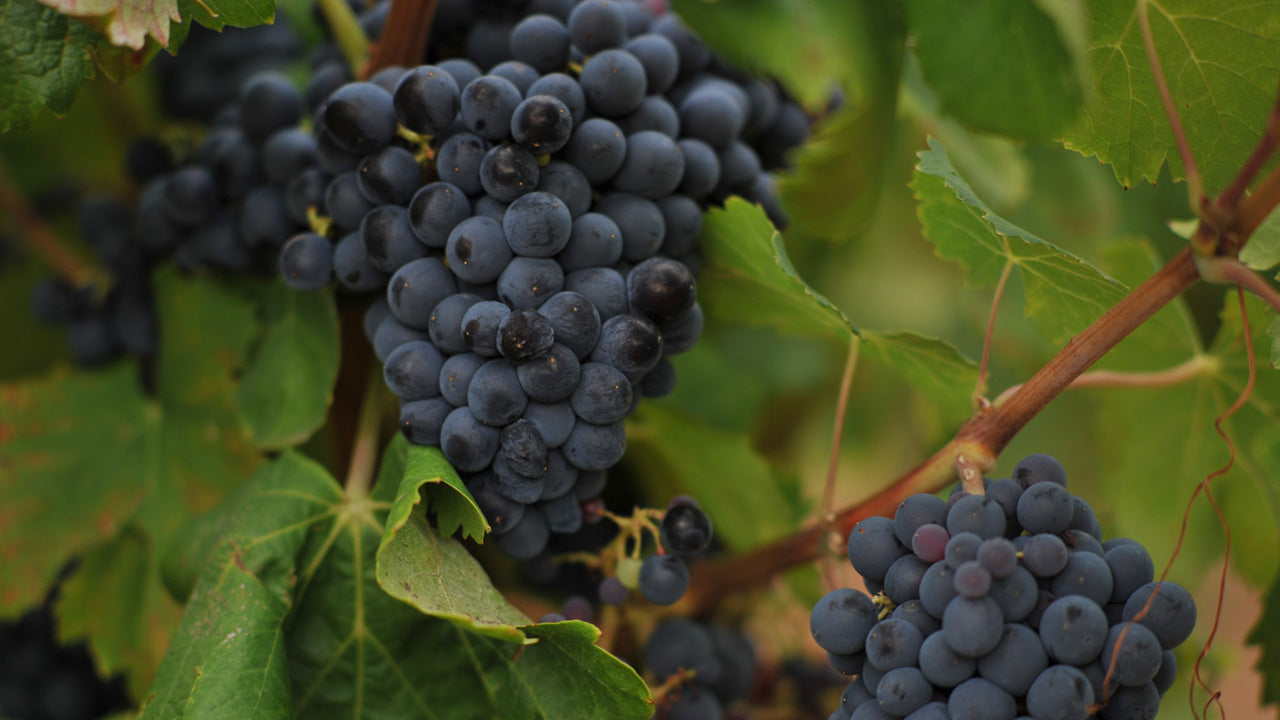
[587,497,714,609]
[644,618,756,720]
[811,453,1196,720]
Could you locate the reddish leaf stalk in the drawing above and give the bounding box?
[991,354,1216,407]
[0,162,105,291]
[1138,0,1204,215]
[364,0,438,78]
[345,366,390,497]
[818,339,860,590]
[1232,164,1280,241]
[973,257,1015,410]
[1210,79,1280,227]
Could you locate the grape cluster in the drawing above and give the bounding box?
[615,497,714,606]
[811,454,1196,720]
[29,198,160,367]
[30,0,807,562]
[0,603,130,720]
[26,7,346,366]
[272,0,805,560]
[644,618,757,720]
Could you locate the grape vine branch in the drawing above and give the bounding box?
[681,0,1280,614]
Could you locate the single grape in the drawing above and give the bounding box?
[953,561,992,599]
[567,0,627,54]
[497,308,556,362]
[661,503,713,556]
[393,64,460,136]
[864,618,923,671]
[1122,581,1197,650]
[977,537,1018,578]
[460,75,523,140]
[911,523,949,563]
[809,588,878,656]
[638,554,689,605]
[1039,595,1108,665]
[510,14,571,73]
[942,596,1004,658]
[516,343,581,402]
[323,82,397,154]
[1048,551,1114,608]
[626,257,696,325]
[278,232,333,291]
[503,191,572,257]
[977,623,1048,696]
[847,516,907,584]
[1013,453,1069,488]
[947,677,1016,720]
[1025,665,1093,720]
[918,630,975,688]
[383,341,444,401]
[876,667,931,717]
[599,576,628,606]
[511,95,573,154]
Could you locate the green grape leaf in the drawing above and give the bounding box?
[0,364,157,614]
[0,262,69,381]
[0,0,100,132]
[140,452,340,719]
[699,198,856,343]
[383,436,487,541]
[1090,242,1280,589]
[36,0,275,50]
[511,622,652,719]
[913,137,1127,344]
[1250,564,1280,705]
[900,54,1033,212]
[1062,0,1280,192]
[56,526,184,700]
[131,269,260,544]
[669,0,901,111]
[43,0,181,49]
[861,330,979,430]
[667,0,905,240]
[178,0,275,34]
[1241,209,1280,272]
[0,270,260,695]
[773,3,904,242]
[655,340,768,434]
[905,0,1084,141]
[236,281,340,450]
[145,451,651,720]
[779,100,900,243]
[375,511,528,640]
[626,403,805,548]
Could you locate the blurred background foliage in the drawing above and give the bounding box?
[1,0,1279,717]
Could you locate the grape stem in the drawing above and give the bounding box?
[990,353,1218,407]
[1195,255,1280,314]
[345,366,390,498]
[317,0,371,78]
[972,257,1015,412]
[364,0,438,79]
[818,338,860,589]
[0,160,109,292]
